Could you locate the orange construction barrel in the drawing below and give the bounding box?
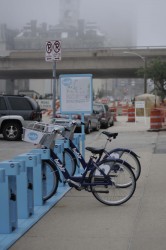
[122,106,128,116]
[128,107,135,122]
[150,109,162,130]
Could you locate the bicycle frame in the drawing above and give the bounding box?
[60,129,140,176]
[68,139,87,168]
[50,148,113,188]
[62,135,139,181]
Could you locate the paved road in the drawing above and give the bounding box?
[1,116,166,250]
[0,136,35,162]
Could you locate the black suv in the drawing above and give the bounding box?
[0,95,42,141]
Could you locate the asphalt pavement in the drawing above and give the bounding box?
[3,116,166,250]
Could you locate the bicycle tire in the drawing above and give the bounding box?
[90,158,136,206]
[42,159,59,201]
[104,148,141,181]
[64,148,77,176]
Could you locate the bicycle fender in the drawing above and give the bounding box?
[108,148,140,158]
[97,157,135,171]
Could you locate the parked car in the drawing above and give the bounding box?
[55,110,101,134]
[93,102,114,128]
[0,95,42,140]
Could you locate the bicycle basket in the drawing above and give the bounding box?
[22,122,58,147]
[23,128,44,144]
[51,118,76,140]
[38,132,57,150]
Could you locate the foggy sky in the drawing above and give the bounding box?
[0,0,166,46]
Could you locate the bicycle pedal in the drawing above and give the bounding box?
[85,186,91,192]
[67,179,81,188]
[75,186,84,191]
[95,190,109,194]
[110,174,118,177]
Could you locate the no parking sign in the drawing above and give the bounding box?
[45,40,61,118]
[45,40,61,62]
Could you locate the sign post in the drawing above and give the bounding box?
[135,101,146,124]
[45,40,61,118]
[52,61,56,119]
[59,74,93,157]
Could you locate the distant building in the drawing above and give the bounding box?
[13,19,105,50]
[12,0,105,50]
[59,0,80,28]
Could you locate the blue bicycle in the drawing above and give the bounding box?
[53,122,141,182]
[38,122,136,206]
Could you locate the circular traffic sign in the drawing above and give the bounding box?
[53,41,61,53]
[46,41,52,54]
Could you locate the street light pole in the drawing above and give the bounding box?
[143,58,147,93]
[123,51,147,93]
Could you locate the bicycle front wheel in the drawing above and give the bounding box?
[90,159,136,206]
[64,148,77,176]
[42,159,59,201]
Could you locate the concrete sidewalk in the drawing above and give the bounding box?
[9,116,166,250]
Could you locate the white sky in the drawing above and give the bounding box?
[0,0,166,46]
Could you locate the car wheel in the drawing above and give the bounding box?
[95,121,101,131]
[110,119,114,127]
[110,116,115,126]
[104,121,109,129]
[85,122,91,134]
[2,122,22,141]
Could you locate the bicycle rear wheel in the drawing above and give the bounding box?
[105,149,141,181]
[90,159,136,206]
[42,159,59,201]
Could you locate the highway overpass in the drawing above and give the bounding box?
[0,47,166,79]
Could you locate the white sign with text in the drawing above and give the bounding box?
[135,101,145,108]
[60,74,93,113]
[45,40,61,62]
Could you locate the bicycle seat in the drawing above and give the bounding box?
[102,131,118,139]
[85,147,104,155]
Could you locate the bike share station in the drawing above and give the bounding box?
[0,40,93,250]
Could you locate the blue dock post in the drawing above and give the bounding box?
[30,148,52,201]
[12,158,34,218]
[0,162,20,233]
[73,133,80,149]
[27,152,43,206]
[14,153,43,206]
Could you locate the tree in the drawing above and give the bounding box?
[96,88,105,98]
[138,58,166,100]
